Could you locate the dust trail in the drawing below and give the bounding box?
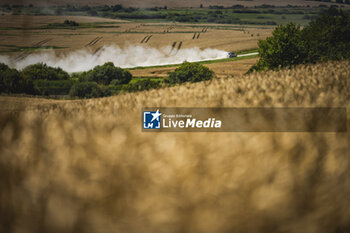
[0,45,228,73]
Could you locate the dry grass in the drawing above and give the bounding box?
[1,60,350,233]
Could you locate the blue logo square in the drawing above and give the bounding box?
[143,110,161,129]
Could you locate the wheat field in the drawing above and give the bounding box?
[1,60,350,233]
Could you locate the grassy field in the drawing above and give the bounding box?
[1,59,350,233]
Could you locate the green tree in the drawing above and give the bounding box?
[85,62,132,85]
[21,63,69,81]
[250,23,306,72]
[250,8,350,72]
[0,63,22,93]
[168,62,214,84]
[302,8,350,62]
[21,63,69,94]
[112,4,123,12]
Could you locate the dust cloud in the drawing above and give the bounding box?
[0,45,228,72]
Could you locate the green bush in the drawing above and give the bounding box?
[63,20,79,26]
[168,62,214,84]
[33,79,76,96]
[123,78,162,92]
[0,63,23,93]
[21,63,69,81]
[69,82,103,98]
[105,84,123,95]
[20,63,70,94]
[84,62,132,85]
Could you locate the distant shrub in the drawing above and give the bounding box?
[168,62,214,84]
[232,4,244,9]
[105,84,123,95]
[88,10,98,16]
[209,5,225,9]
[84,62,132,85]
[257,4,276,8]
[65,20,78,26]
[0,63,22,93]
[69,82,103,98]
[112,4,123,12]
[123,79,162,92]
[33,79,76,96]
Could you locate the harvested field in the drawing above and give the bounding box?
[0,15,271,74]
[0,15,271,68]
[1,60,350,233]
[130,57,259,78]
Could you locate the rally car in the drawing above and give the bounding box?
[228,52,237,58]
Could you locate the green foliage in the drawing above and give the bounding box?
[69,82,103,98]
[33,79,76,96]
[0,62,163,98]
[302,7,350,62]
[0,63,9,72]
[21,63,69,81]
[250,23,306,71]
[63,20,79,26]
[0,63,23,93]
[122,78,162,92]
[88,10,98,16]
[84,62,132,85]
[112,4,123,12]
[168,62,214,84]
[250,8,350,72]
[21,63,69,94]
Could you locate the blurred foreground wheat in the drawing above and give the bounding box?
[1,60,350,233]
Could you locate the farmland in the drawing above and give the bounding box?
[1,1,350,232]
[0,14,271,76]
[1,60,350,232]
[0,14,270,53]
[1,3,349,75]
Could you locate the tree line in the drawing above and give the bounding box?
[0,62,214,99]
